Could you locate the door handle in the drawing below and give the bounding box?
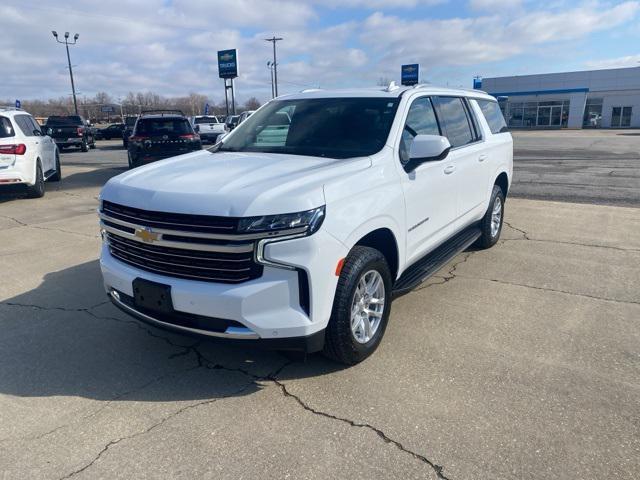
[444,165,455,175]
[479,154,488,162]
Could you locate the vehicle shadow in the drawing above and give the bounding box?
[0,260,344,404]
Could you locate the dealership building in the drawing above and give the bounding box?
[479,66,640,129]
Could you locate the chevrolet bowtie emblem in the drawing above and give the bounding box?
[135,227,159,243]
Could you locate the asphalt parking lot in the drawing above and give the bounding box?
[1,133,639,479]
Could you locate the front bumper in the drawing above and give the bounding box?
[100,229,347,346]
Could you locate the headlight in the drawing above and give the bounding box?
[238,206,325,235]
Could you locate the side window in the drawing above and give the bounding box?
[0,117,15,138]
[14,115,38,137]
[434,97,474,148]
[477,99,508,134]
[28,116,42,135]
[399,97,440,165]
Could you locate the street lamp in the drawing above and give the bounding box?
[52,30,80,115]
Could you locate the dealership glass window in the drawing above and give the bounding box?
[611,106,633,128]
[507,102,524,127]
[524,103,538,127]
[583,98,603,127]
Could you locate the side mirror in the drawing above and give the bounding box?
[404,135,451,173]
[46,128,53,136]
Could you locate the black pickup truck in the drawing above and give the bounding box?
[44,115,96,152]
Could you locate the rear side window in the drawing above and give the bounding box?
[14,115,38,137]
[477,99,508,134]
[434,97,474,148]
[136,118,193,135]
[0,117,14,138]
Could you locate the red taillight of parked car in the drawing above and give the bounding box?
[77,127,84,137]
[0,144,27,155]
[179,134,200,141]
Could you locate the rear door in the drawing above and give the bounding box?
[14,114,49,171]
[433,96,486,221]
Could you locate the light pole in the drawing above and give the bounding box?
[264,36,282,97]
[267,61,275,99]
[52,30,79,115]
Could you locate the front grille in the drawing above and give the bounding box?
[101,201,262,284]
[102,200,238,234]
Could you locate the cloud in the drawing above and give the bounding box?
[585,55,640,69]
[1,0,639,102]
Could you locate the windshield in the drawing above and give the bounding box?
[219,97,399,159]
[194,116,218,124]
[46,116,83,126]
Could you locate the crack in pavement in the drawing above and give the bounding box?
[412,252,473,294]
[457,275,640,306]
[6,300,452,479]
[0,214,99,239]
[59,382,256,480]
[501,220,640,252]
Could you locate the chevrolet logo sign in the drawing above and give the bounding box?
[135,227,159,243]
[219,53,234,62]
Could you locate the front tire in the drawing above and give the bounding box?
[27,161,45,198]
[476,185,505,249]
[323,246,392,365]
[50,151,62,182]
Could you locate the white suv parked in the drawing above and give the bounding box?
[99,84,512,364]
[0,107,61,198]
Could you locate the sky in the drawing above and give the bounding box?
[2,0,640,104]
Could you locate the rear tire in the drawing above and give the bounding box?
[50,151,62,182]
[27,161,45,198]
[476,185,505,249]
[323,246,392,365]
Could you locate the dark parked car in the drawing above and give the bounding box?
[122,116,138,148]
[225,115,240,131]
[96,123,124,140]
[44,115,96,152]
[127,110,202,169]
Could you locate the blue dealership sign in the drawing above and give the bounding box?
[473,77,483,89]
[401,64,419,86]
[204,103,209,115]
[15,99,21,109]
[218,49,238,79]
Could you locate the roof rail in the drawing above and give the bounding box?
[140,109,185,116]
[301,88,322,93]
[0,106,24,112]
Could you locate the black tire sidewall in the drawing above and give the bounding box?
[29,162,45,198]
[478,186,505,248]
[325,246,393,364]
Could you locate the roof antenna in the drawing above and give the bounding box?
[386,80,399,92]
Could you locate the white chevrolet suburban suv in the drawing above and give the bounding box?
[99,84,512,364]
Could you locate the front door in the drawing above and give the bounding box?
[398,96,457,265]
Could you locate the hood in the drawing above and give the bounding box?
[101,150,371,217]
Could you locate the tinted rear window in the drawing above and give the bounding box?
[136,118,192,135]
[0,117,15,138]
[477,99,508,134]
[46,116,82,125]
[125,117,137,126]
[194,116,218,124]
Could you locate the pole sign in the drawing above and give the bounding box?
[204,103,209,115]
[15,99,21,109]
[473,77,483,89]
[100,105,115,113]
[401,64,419,86]
[218,49,238,79]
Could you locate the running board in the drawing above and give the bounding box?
[392,224,482,298]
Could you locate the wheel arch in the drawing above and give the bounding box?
[353,228,400,281]
[494,171,509,197]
